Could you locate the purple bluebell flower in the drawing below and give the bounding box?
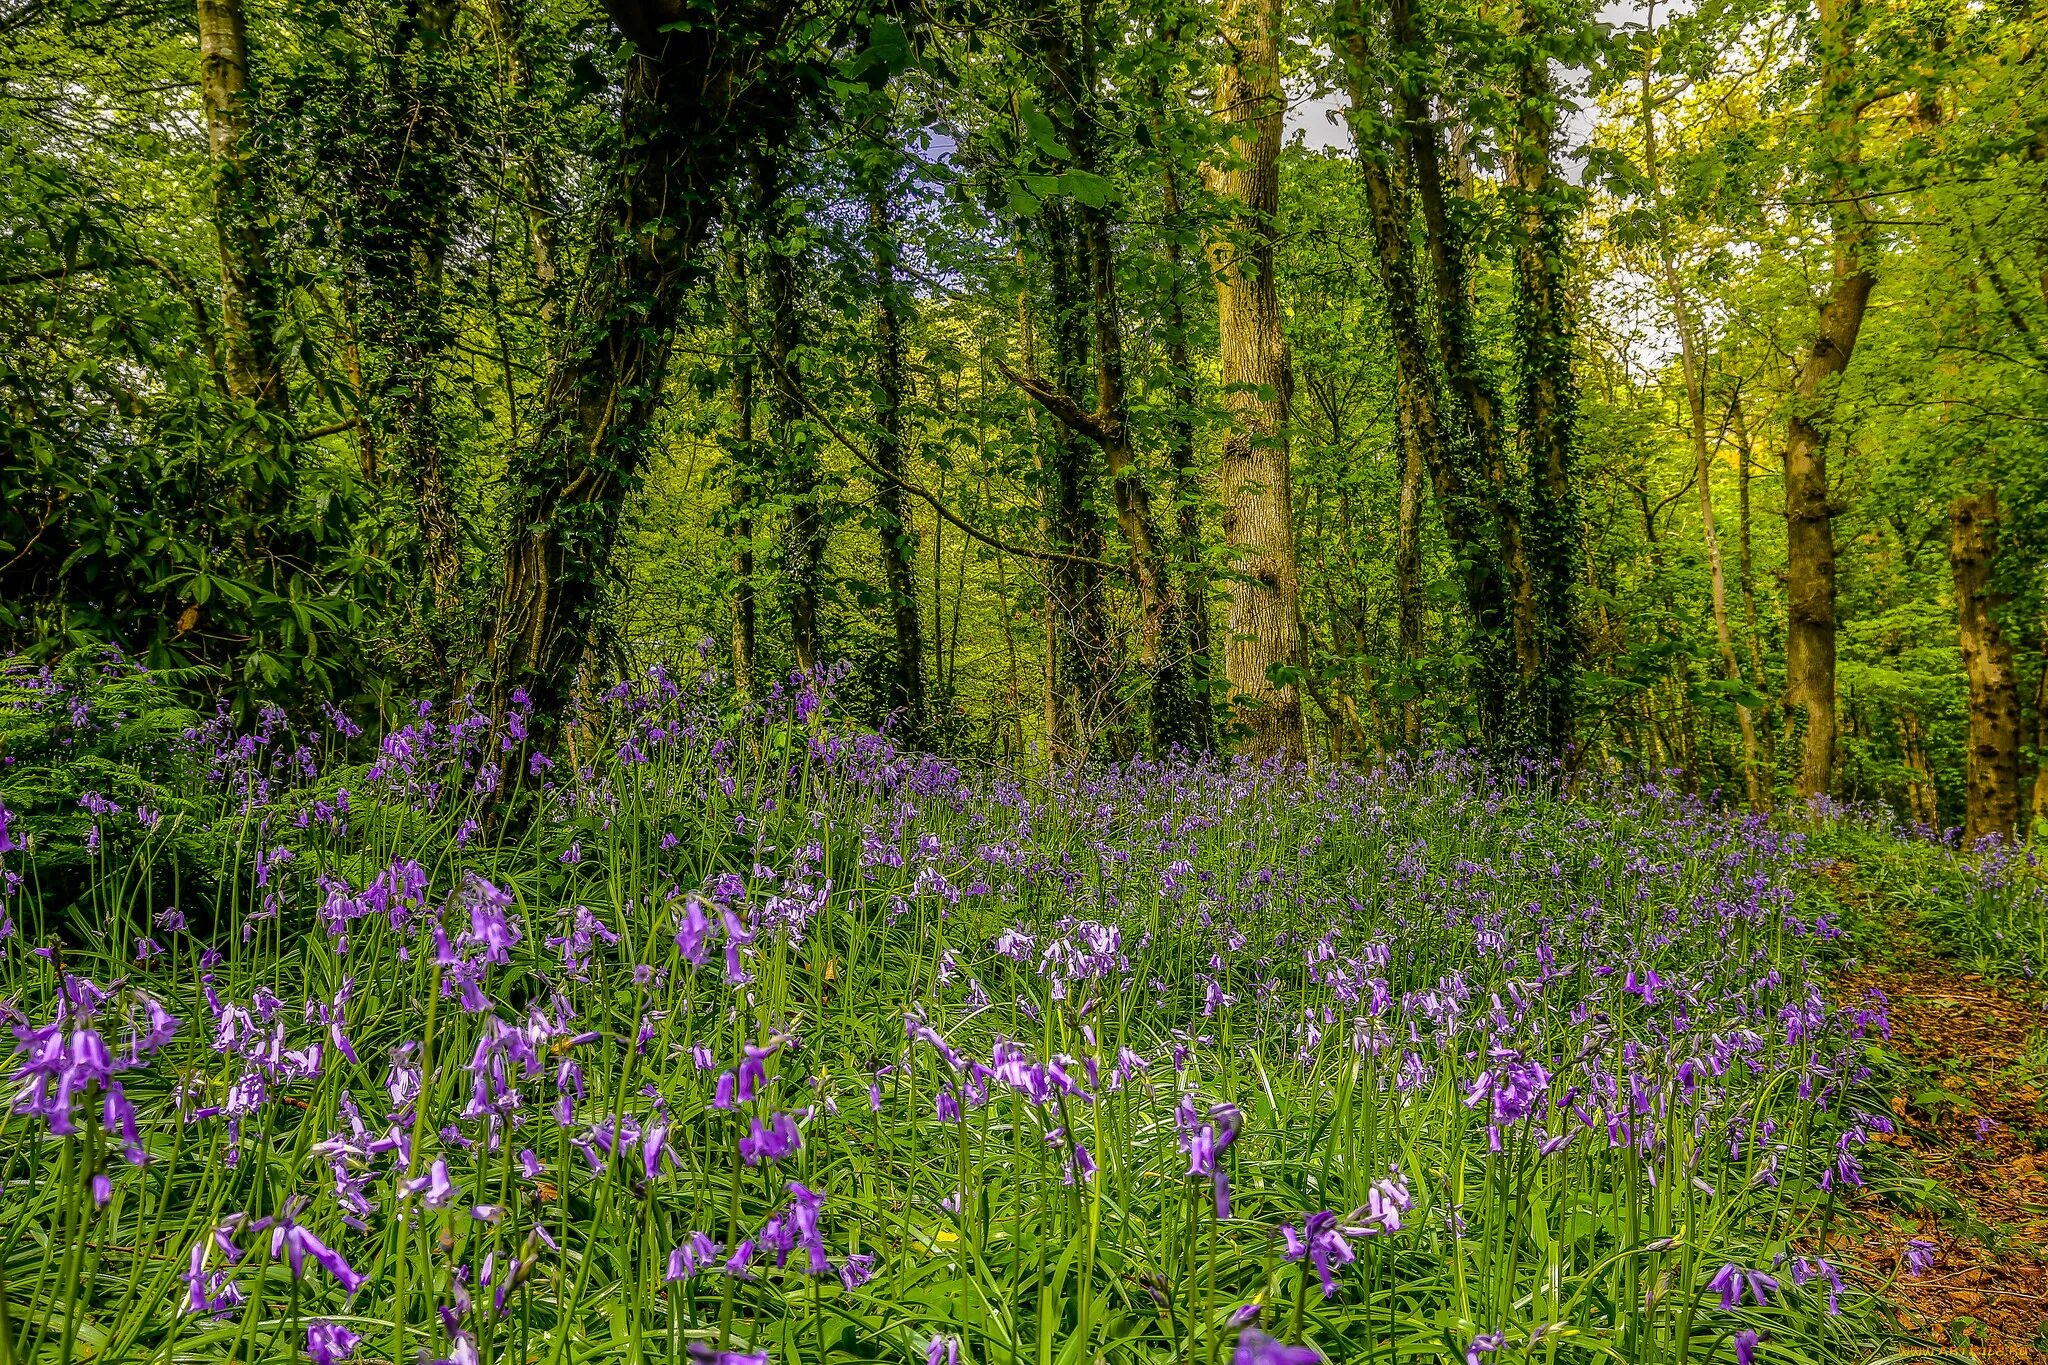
[1904,1239,1936,1276]
[1235,1329,1318,1365]
[666,1232,722,1281]
[687,1347,767,1365]
[307,1321,361,1364]
[1709,1263,1778,1308]
[1281,1212,1354,1298]
[1791,1257,1842,1314]
[739,1112,800,1166]
[838,1252,876,1290]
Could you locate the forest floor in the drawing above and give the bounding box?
[1824,864,2048,1362]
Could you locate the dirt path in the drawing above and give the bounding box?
[1832,910,2048,1362]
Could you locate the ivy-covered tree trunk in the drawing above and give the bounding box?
[755,148,825,677]
[1334,0,1513,747]
[1949,487,2022,841]
[1507,0,1582,766]
[1006,12,1200,756]
[196,0,286,411]
[866,181,926,739]
[1384,0,1533,702]
[491,1,805,721]
[1203,0,1305,763]
[1034,201,1112,761]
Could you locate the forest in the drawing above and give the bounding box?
[6,0,2046,834]
[4,3,2048,1364]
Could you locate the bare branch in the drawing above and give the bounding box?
[987,355,1115,447]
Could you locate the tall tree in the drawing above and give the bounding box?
[1203,0,1305,761]
[316,0,470,655]
[491,0,818,721]
[1782,0,1877,798]
[1001,8,1201,753]
[1333,0,1516,748]
[754,146,826,676]
[1505,0,1585,765]
[865,158,927,738]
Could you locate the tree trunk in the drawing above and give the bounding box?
[755,149,823,677]
[728,258,758,703]
[1035,202,1112,762]
[196,0,287,410]
[334,0,465,642]
[1007,18,1199,755]
[1333,0,1514,746]
[1507,2,1581,764]
[1783,0,1876,800]
[492,3,799,721]
[1396,422,1425,751]
[1950,487,2023,841]
[866,180,926,740]
[1897,708,1938,828]
[1202,0,1305,762]
[1385,0,1533,694]
[1152,89,1215,752]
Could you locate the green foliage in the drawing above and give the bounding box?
[0,652,214,934]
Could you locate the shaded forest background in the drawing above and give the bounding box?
[5,0,2047,837]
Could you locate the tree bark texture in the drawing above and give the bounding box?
[1949,487,2022,841]
[1203,0,1305,763]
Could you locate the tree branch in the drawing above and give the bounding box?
[987,355,1115,447]
[0,259,131,287]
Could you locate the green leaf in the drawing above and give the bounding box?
[1016,95,1070,159]
[1055,169,1116,208]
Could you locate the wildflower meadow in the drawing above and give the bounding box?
[0,658,1959,1364]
